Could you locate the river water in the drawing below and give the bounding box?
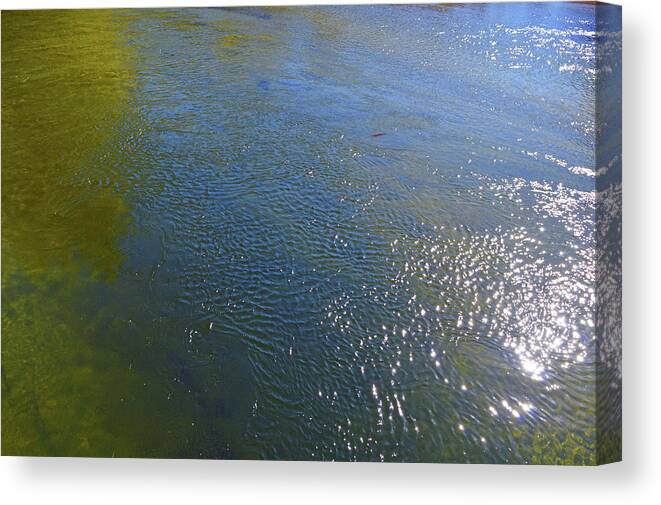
[2,3,621,463]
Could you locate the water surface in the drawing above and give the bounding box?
[2,3,621,463]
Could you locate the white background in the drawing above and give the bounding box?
[1,0,659,504]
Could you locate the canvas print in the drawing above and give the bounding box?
[1,2,621,464]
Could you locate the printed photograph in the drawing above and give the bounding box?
[1,2,622,464]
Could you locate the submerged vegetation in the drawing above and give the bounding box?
[2,10,166,457]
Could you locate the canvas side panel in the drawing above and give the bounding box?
[594,2,622,465]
